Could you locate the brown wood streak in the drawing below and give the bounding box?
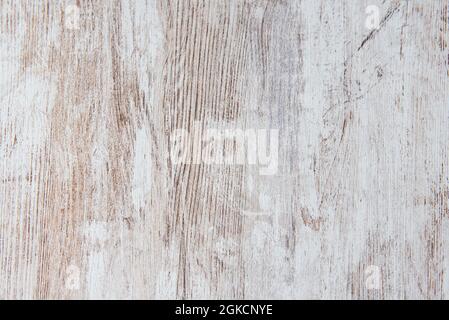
[0,0,448,299]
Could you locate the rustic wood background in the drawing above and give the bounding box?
[0,0,448,300]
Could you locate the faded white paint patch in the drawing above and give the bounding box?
[0,70,56,176]
[81,220,110,299]
[81,221,110,245]
[86,250,106,299]
[132,128,152,212]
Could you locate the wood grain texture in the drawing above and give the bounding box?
[0,0,448,299]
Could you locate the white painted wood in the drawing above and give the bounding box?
[0,0,448,299]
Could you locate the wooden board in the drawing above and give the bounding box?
[0,0,448,299]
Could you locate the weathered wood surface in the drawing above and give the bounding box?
[0,0,448,299]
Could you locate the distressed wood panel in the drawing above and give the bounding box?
[0,0,448,299]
